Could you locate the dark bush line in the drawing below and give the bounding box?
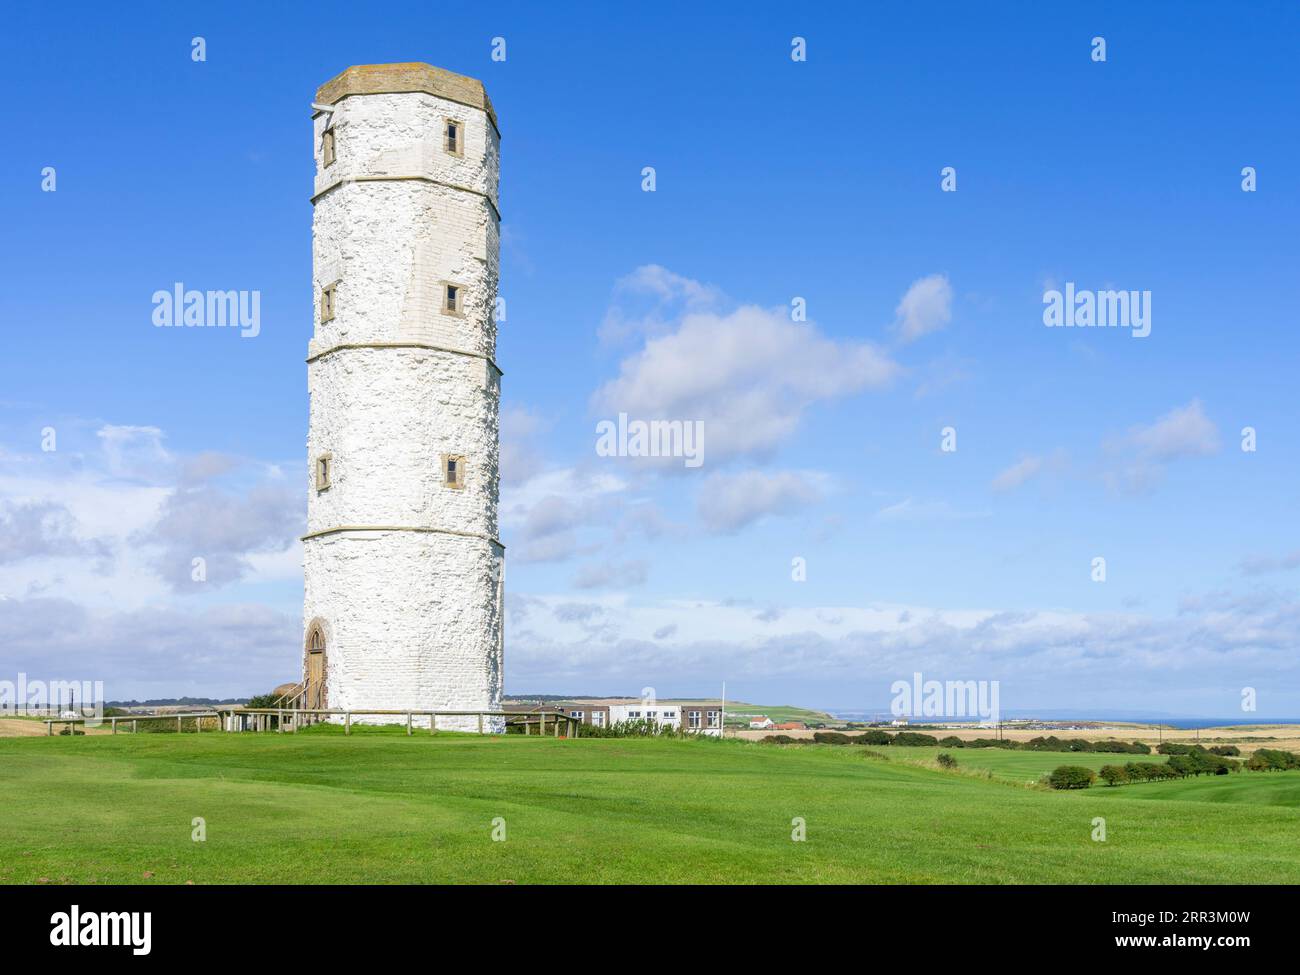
[1020,736,1151,754]
[1057,746,1291,789]
[765,731,1152,754]
[1247,748,1300,771]
[1049,766,1096,790]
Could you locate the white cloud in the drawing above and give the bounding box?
[96,425,171,480]
[500,405,547,486]
[594,290,898,462]
[573,559,649,589]
[599,264,723,345]
[503,591,1300,707]
[1127,399,1220,460]
[0,499,108,566]
[696,470,824,534]
[1103,400,1220,494]
[501,467,626,528]
[990,456,1043,492]
[615,264,721,306]
[1240,550,1300,576]
[501,465,628,564]
[991,449,1069,492]
[134,481,301,592]
[0,425,301,605]
[0,596,298,700]
[893,274,952,343]
[873,498,988,522]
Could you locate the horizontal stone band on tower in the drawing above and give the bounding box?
[305,341,503,377]
[301,525,503,547]
[310,174,501,221]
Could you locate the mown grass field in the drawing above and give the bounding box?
[3,730,1299,884]
[886,745,1150,784]
[884,744,1300,806]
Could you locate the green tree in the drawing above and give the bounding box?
[1048,766,1097,790]
[1099,765,1129,787]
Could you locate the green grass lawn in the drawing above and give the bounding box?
[3,732,1298,884]
[886,745,1144,784]
[884,744,1300,806]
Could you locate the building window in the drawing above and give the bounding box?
[629,711,641,719]
[315,453,332,492]
[592,712,605,727]
[441,282,464,316]
[320,283,337,323]
[570,710,584,719]
[662,711,676,719]
[442,454,466,490]
[444,119,462,156]
[707,710,720,728]
[321,128,336,167]
[689,710,701,729]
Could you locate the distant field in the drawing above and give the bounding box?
[723,702,834,725]
[4,731,1300,884]
[0,717,111,738]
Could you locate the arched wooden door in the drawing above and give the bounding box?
[305,623,326,709]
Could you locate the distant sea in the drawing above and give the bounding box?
[829,710,1299,729]
[1122,718,1299,730]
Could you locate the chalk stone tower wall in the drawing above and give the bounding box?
[304,64,504,730]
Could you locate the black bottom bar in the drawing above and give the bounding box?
[0,883,1276,959]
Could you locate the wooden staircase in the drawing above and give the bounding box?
[270,681,316,730]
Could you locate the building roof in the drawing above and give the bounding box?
[316,63,498,134]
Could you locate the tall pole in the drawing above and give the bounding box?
[721,681,726,738]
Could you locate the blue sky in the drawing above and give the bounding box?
[2,1,1298,716]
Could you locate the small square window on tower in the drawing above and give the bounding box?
[444,119,462,156]
[442,454,466,490]
[321,127,336,167]
[320,282,337,323]
[315,453,332,492]
[441,282,464,316]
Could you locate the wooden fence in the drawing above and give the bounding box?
[219,707,580,737]
[45,708,581,738]
[43,712,219,735]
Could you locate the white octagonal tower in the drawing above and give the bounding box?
[303,63,504,730]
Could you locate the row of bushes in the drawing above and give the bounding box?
[765,730,1152,754]
[1048,759,1228,790]
[1051,746,1293,789]
[1020,736,1151,754]
[1157,742,1241,756]
[1248,748,1300,770]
